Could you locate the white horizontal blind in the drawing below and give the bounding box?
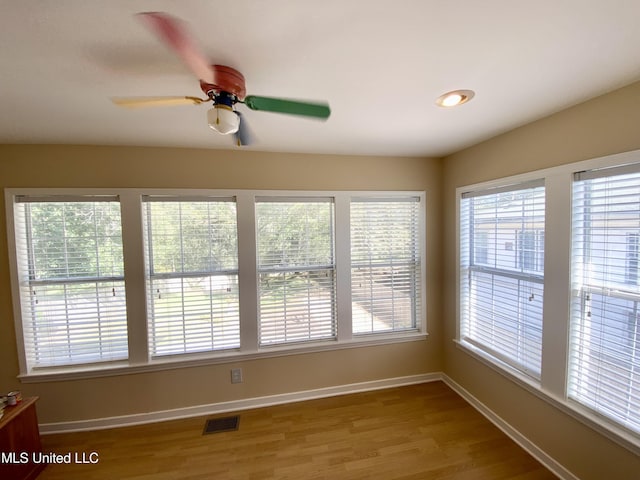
[569,168,640,435]
[13,198,128,368]
[350,197,421,334]
[256,199,336,346]
[143,198,240,356]
[460,182,545,378]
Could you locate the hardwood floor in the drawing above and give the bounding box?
[38,382,556,479]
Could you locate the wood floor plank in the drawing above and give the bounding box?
[37,381,557,479]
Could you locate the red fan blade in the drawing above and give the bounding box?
[137,12,215,84]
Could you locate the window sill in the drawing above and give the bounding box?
[454,339,640,456]
[454,339,541,389]
[18,332,428,383]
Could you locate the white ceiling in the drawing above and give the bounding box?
[1,1,640,158]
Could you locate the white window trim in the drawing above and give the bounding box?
[5,188,427,382]
[455,148,640,456]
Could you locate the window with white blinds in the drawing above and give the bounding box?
[256,198,336,346]
[143,197,240,356]
[460,181,545,378]
[13,197,128,368]
[7,189,425,378]
[569,166,640,435]
[350,197,421,334]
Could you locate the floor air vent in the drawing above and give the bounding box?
[203,415,240,435]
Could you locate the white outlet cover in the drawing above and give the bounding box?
[231,368,243,384]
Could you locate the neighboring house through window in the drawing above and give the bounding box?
[459,181,546,378]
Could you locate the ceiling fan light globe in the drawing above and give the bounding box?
[207,106,240,135]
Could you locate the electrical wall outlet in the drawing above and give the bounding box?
[230,368,243,384]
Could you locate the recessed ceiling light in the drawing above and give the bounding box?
[436,89,475,108]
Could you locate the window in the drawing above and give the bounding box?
[626,233,639,285]
[12,196,127,369]
[143,197,240,356]
[350,197,421,334]
[256,198,336,346]
[516,229,544,272]
[456,152,640,451]
[459,181,545,378]
[6,189,425,379]
[569,166,640,435]
[475,231,489,265]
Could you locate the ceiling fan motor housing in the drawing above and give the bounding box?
[200,65,247,100]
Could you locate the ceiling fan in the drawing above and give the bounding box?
[112,12,331,146]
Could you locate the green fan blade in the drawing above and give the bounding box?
[244,95,330,119]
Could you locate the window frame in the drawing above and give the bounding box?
[455,150,640,455]
[5,189,427,382]
[142,195,241,358]
[568,165,640,438]
[350,196,423,336]
[255,196,337,346]
[459,181,546,380]
[10,195,129,369]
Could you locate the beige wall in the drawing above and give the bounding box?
[0,146,443,423]
[442,80,640,479]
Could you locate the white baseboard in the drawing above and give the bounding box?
[441,374,578,480]
[39,373,440,435]
[40,371,575,480]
